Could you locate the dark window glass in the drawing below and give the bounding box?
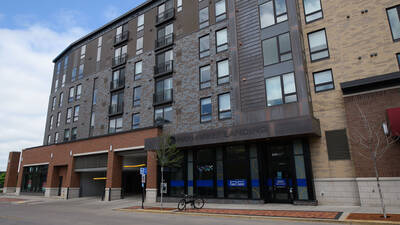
[201,97,212,123]
[110,91,124,114]
[218,93,231,119]
[326,129,351,160]
[217,59,230,84]
[21,165,48,193]
[68,87,74,102]
[155,106,173,123]
[313,69,334,92]
[200,65,211,89]
[199,7,209,29]
[397,53,400,69]
[259,0,287,29]
[265,72,297,106]
[76,84,82,100]
[66,108,72,124]
[64,129,70,141]
[71,68,77,82]
[308,29,329,61]
[303,0,323,23]
[78,64,84,79]
[387,6,400,41]
[71,127,77,141]
[155,78,172,103]
[109,117,123,134]
[195,149,216,198]
[133,86,141,107]
[262,32,292,66]
[215,0,226,22]
[132,113,140,129]
[199,35,210,58]
[59,92,63,108]
[216,28,228,53]
[225,145,249,199]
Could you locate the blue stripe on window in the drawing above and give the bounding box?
[217,180,224,187]
[251,179,260,187]
[297,179,307,187]
[170,180,185,187]
[196,180,213,187]
[188,180,193,187]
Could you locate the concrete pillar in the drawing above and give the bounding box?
[105,151,122,201]
[65,156,80,199]
[146,150,157,203]
[3,152,21,194]
[44,164,59,197]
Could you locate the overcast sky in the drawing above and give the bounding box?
[0,0,145,171]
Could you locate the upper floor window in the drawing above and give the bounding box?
[265,72,297,106]
[155,77,173,103]
[56,62,61,75]
[76,84,82,100]
[71,127,77,141]
[259,0,288,29]
[133,86,142,107]
[177,0,182,12]
[64,129,70,142]
[47,135,51,145]
[52,97,56,111]
[303,0,323,23]
[114,45,127,66]
[307,29,329,62]
[54,78,59,93]
[200,65,211,89]
[199,7,209,29]
[92,89,97,105]
[155,50,173,75]
[90,112,95,129]
[218,93,231,119]
[262,32,292,66]
[215,0,227,22]
[68,87,75,102]
[216,28,228,53]
[64,56,68,71]
[387,5,400,41]
[155,106,173,123]
[80,45,86,60]
[72,68,77,82]
[132,113,140,129]
[78,64,84,79]
[61,73,66,87]
[199,35,210,58]
[136,37,143,55]
[137,14,144,32]
[156,23,174,48]
[110,91,124,114]
[200,97,212,123]
[217,59,230,84]
[57,112,61,127]
[313,69,334,92]
[97,36,102,62]
[66,108,72,124]
[135,61,142,80]
[109,116,123,133]
[73,105,80,122]
[55,132,59,143]
[59,92,63,108]
[49,115,54,130]
[111,68,125,90]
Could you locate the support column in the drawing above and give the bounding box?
[105,151,122,201]
[146,150,157,203]
[4,152,21,194]
[44,164,59,197]
[65,155,80,199]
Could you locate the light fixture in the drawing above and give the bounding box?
[382,122,389,136]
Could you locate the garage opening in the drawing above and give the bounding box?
[119,149,147,198]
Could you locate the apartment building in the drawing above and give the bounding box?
[4,0,400,206]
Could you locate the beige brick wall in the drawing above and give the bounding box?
[298,0,400,179]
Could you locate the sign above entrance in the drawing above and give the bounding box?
[228,179,247,187]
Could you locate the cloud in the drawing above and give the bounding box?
[0,25,86,171]
[104,5,122,21]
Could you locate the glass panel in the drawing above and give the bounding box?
[155,109,163,121]
[195,149,215,197]
[165,24,174,35]
[216,29,228,46]
[262,37,279,66]
[388,8,400,40]
[285,94,297,103]
[217,60,229,78]
[311,50,329,61]
[201,98,212,122]
[165,50,173,61]
[219,93,231,111]
[199,35,210,52]
[308,30,327,52]
[316,83,334,92]
[164,106,173,122]
[116,117,123,132]
[225,145,249,199]
[266,76,283,106]
[216,0,226,16]
[200,66,211,83]
[132,114,140,129]
[304,0,322,14]
[138,14,144,26]
[283,73,296,94]
[279,33,291,53]
[136,38,143,50]
[274,0,287,15]
[314,70,332,85]
[199,7,209,24]
[276,14,287,23]
[306,11,323,22]
[135,61,142,74]
[260,1,274,28]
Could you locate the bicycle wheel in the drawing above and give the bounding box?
[193,198,205,209]
[177,199,186,211]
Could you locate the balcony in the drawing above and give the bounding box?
[154,60,173,77]
[112,54,127,68]
[110,77,125,91]
[109,103,124,116]
[155,33,174,50]
[153,89,173,106]
[114,31,129,46]
[156,8,175,26]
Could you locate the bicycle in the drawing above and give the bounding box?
[177,193,205,211]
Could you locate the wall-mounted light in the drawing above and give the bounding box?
[382,122,389,136]
[70,150,72,156]
[51,153,53,159]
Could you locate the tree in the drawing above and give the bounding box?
[349,102,400,219]
[0,172,5,188]
[156,135,183,209]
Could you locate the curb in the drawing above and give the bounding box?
[116,208,400,225]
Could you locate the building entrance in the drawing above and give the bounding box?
[122,170,141,197]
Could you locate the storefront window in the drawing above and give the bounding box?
[21,165,48,193]
[195,149,216,198]
[225,145,249,199]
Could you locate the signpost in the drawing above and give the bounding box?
[140,167,147,209]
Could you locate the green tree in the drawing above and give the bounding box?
[0,172,6,188]
[156,135,182,209]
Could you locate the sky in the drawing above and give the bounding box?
[0,0,146,171]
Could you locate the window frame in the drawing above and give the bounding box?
[302,0,324,24]
[307,28,330,62]
[68,87,75,102]
[71,127,77,141]
[59,92,63,108]
[66,108,72,124]
[177,0,182,12]
[57,112,61,127]
[134,61,143,80]
[386,5,400,42]
[216,59,230,85]
[132,113,140,129]
[49,115,54,130]
[73,105,80,122]
[199,65,211,90]
[215,0,227,22]
[109,116,123,134]
[75,84,82,100]
[397,53,400,69]
[137,14,144,32]
[199,7,209,29]
[218,92,232,120]
[265,72,298,107]
[200,97,212,123]
[64,129,70,142]
[136,37,143,55]
[261,32,292,66]
[52,97,56,111]
[216,27,228,53]
[312,69,335,93]
[199,34,210,58]
[133,86,142,107]
[259,0,288,29]
[154,105,173,123]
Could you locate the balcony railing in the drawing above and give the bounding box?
[112,54,127,68]
[156,8,175,25]
[155,33,174,50]
[109,102,124,115]
[153,89,173,105]
[114,31,129,46]
[110,76,125,91]
[154,60,173,77]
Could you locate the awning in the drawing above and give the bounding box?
[387,107,400,136]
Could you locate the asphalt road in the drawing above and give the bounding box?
[0,198,347,225]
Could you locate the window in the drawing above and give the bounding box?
[155,50,173,74]
[68,87,75,102]
[73,105,80,122]
[59,92,63,108]
[200,97,212,123]
[136,37,143,55]
[90,112,95,129]
[216,28,228,52]
[76,84,82,100]
[397,53,400,69]
[303,0,323,23]
[52,97,56,111]
[308,29,329,61]
[72,68,77,82]
[218,93,231,119]
[326,129,351,160]
[71,127,77,141]
[387,6,400,41]
[57,112,61,127]
[132,113,140,129]
[64,129,70,142]
[54,79,58,92]
[97,36,102,62]
[199,35,210,58]
[133,86,141,107]
[110,91,124,114]
[135,61,142,80]
[111,68,125,89]
[155,78,173,103]
[225,145,250,199]
[78,64,84,79]
[80,45,86,60]
[313,69,334,92]
[259,0,288,29]
[194,149,216,198]
[215,0,226,22]
[56,62,61,75]
[262,32,292,66]
[92,89,97,105]
[49,115,54,130]
[177,0,182,12]
[55,132,59,143]
[217,59,230,84]
[265,72,297,106]
[199,7,209,29]
[64,56,68,71]
[156,23,174,48]
[200,65,211,89]
[47,135,51,145]
[61,73,66,87]
[137,14,144,32]
[155,106,173,123]
[114,45,127,65]
[109,116,123,133]
[66,108,72,124]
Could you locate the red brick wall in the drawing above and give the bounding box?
[4,152,21,188]
[344,88,400,177]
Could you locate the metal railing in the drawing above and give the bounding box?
[153,89,173,105]
[114,31,129,45]
[109,102,124,115]
[156,8,175,24]
[110,76,125,90]
[155,33,174,49]
[112,54,127,67]
[154,60,173,76]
